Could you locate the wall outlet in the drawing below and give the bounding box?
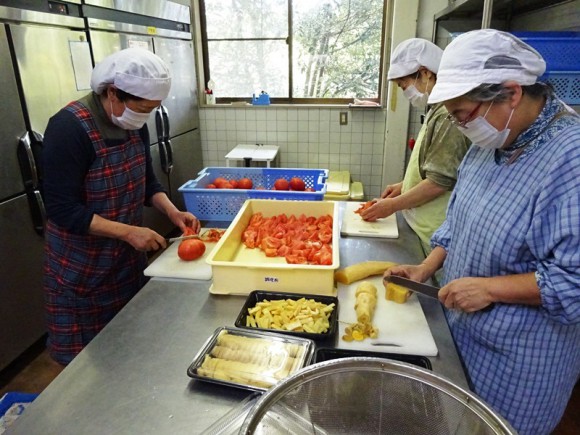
[339,111,348,125]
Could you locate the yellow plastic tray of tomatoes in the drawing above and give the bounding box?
[207,199,339,296]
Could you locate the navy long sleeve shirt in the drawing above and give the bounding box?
[42,92,165,234]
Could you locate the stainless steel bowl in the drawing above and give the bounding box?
[239,357,516,434]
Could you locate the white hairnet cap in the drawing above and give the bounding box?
[387,38,443,80]
[429,29,546,104]
[90,47,171,100]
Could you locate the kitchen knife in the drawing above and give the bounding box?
[166,234,200,243]
[384,275,440,300]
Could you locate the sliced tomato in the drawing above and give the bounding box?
[261,236,282,250]
[242,229,258,248]
[319,252,333,265]
[243,212,334,265]
[318,228,332,244]
[355,201,374,215]
[183,227,197,236]
[285,254,307,264]
[277,245,291,256]
[249,212,264,226]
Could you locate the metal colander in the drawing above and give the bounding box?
[239,358,516,435]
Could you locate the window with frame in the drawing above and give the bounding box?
[199,0,387,104]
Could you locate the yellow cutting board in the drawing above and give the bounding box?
[340,201,399,238]
[143,229,220,280]
[336,276,438,356]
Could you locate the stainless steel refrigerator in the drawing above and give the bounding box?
[83,0,203,236]
[0,0,93,370]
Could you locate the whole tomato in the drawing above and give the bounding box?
[177,239,206,261]
[229,179,239,189]
[206,183,217,189]
[213,177,228,188]
[238,178,253,189]
[289,177,305,191]
[274,178,289,190]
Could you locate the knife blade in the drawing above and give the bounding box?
[384,275,440,300]
[166,234,200,243]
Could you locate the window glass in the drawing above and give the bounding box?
[208,40,289,97]
[201,0,385,102]
[293,0,383,99]
[204,0,288,39]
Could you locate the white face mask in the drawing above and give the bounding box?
[110,100,151,130]
[402,72,430,109]
[458,102,515,150]
[404,85,429,108]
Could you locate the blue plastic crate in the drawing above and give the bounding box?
[179,167,329,221]
[513,32,580,105]
[450,31,580,105]
[512,32,580,71]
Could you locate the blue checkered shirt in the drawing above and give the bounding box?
[432,96,580,434]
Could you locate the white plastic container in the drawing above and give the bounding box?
[206,199,339,296]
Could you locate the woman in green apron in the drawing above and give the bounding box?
[361,39,470,254]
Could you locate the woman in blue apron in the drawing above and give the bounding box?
[42,48,200,365]
[361,39,470,255]
[386,30,580,434]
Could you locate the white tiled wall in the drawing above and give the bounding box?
[199,107,388,199]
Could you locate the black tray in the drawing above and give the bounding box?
[234,290,339,341]
[313,347,432,370]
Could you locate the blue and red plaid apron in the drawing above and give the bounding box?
[44,101,148,365]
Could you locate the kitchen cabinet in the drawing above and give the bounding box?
[7,206,468,434]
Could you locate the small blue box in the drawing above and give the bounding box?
[252,92,271,105]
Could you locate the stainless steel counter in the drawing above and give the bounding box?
[8,207,467,435]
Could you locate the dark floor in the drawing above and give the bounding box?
[1,339,579,434]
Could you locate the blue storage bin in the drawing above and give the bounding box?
[512,32,580,105]
[179,167,329,221]
[450,31,580,105]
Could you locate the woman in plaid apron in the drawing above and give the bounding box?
[42,48,199,365]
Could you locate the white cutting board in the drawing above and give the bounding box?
[341,202,399,238]
[143,229,220,280]
[336,276,438,356]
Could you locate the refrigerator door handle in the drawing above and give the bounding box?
[159,105,173,175]
[161,105,170,141]
[159,139,173,176]
[18,131,43,190]
[18,131,46,236]
[31,189,47,236]
[165,138,174,173]
[155,106,165,145]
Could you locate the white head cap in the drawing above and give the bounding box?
[90,47,171,100]
[387,38,443,80]
[429,29,546,104]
